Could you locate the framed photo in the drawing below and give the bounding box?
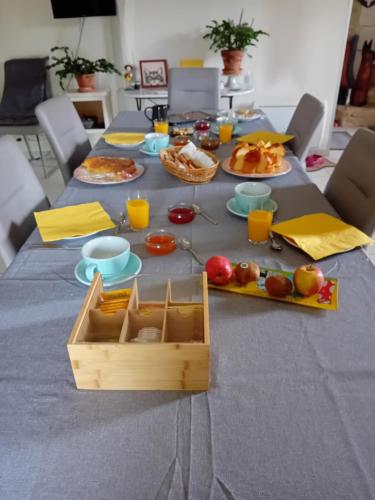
[139,59,168,88]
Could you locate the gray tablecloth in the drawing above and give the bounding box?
[1,112,375,500]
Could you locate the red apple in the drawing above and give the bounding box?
[205,256,233,285]
[265,275,292,298]
[293,264,324,297]
[235,261,260,285]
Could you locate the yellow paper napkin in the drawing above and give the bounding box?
[34,202,115,242]
[271,213,374,260]
[237,130,294,145]
[103,132,145,145]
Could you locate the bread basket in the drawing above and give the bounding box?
[159,145,219,184]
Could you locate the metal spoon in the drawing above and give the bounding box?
[269,231,282,251]
[114,212,128,235]
[191,204,218,225]
[178,237,204,265]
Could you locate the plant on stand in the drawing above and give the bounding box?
[203,10,268,88]
[47,46,121,92]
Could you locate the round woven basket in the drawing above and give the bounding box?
[159,145,220,184]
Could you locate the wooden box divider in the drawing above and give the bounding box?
[67,273,210,390]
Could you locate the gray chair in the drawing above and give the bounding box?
[168,68,220,112]
[286,93,325,161]
[324,128,375,236]
[0,135,50,268]
[0,57,50,177]
[35,95,91,185]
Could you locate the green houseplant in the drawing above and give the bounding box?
[203,11,268,75]
[47,46,121,92]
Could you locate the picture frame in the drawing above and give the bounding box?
[139,59,168,88]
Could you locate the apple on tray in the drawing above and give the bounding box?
[205,256,233,285]
[293,265,324,297]
[265,275,293,298]
[234,261,260,285]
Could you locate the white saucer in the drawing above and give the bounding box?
[139,146,160,157]
[226,197,278,218]
[74,252,142,287]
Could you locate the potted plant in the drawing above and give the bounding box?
[203,11,268,75]
[47,46,121,92]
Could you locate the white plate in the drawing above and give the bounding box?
[282,235,356,254]
[221,157,292,179]
[73,163,145,185]
[226,197,278,218]
[235,111,262,122]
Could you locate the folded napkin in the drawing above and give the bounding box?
[103,132,145,145]
[237,130,294,145]
[179,141,214,168]
[271,213,374,260]
[34,202,115,242]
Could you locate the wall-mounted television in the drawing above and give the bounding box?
[51,0,116,19]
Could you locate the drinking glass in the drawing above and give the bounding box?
[219,120,234,144]
[248,210,273,244]
[126,192,149,231]
[154,120,169,134]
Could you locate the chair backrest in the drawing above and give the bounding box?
[0,135,49,268]
[35,95,91,185]
[0,58,48,118]
[324,128,375,236]
[286,93,324,160]
[168,68,220,112]
[179,59,204,68]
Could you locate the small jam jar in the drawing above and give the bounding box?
[194,120,211,132]
[145,230,177,255]
[168,203,196,224]
[173,135,190,146]
[199,134,220,151]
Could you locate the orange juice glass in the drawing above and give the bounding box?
[154,120,169,134]
[219,122,234,144]
[126,198,149,231]
[248,210,273,244]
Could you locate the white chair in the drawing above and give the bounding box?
[35,95,91,185]
[286,93,325,161]
[0,135,49,268]
[324,128,375,236]
[168,68,220,112]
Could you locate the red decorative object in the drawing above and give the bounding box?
[351,40,375,106]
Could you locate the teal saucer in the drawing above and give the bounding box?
[74,252,142,287]
[139,146,161,157]
[226,197,278,219]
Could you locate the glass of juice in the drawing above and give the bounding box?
[126,193,149,231]
[248,210,273,244]
[218,120,234,144]
[154,120,169,134]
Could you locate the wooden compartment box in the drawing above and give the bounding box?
[67,273,210,391]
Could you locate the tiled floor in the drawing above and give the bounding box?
[0,133,374,272]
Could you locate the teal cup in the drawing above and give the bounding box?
[81,236,130,281]
[234,182,272,213]
[144,132,169,153]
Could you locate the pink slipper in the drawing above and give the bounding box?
[306,154,335,172]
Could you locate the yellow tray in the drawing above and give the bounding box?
[208,265,338,311]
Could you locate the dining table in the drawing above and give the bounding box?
[1,110,375,500]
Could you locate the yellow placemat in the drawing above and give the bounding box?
[271,213,374,260]
[34,202,115,242]
[103,132,145,145]
[237,130,294,144]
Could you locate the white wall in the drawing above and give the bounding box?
[0,0,120,111]
[0,0,352,148]
[116,0,353,147]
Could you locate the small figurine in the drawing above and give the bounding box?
[124,64,134,88]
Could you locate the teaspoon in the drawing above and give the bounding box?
[191,204,218,225]
[178,237,204,265]
[269,231,282,251]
